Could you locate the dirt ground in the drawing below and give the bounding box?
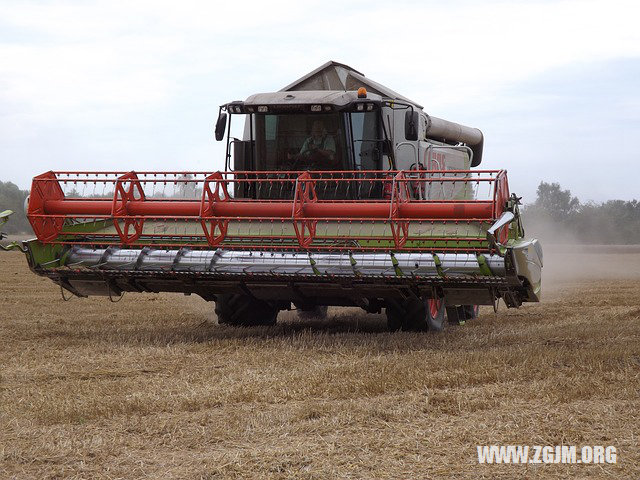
[1,247,639,479]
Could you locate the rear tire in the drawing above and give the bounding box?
[215,294,278,327]
[446,305,479,326]
[386,297,446,332]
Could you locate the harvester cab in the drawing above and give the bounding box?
[19,61,542,331]
[218,85,482,184]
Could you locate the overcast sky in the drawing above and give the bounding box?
[1,0,639,203]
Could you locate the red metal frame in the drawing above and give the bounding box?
[199,172,230,246]
[27,170,511,251]
[292,171,318,248]
[112,172,146,244]
[492,170,511,244]
[389,171,410,248]
[27,171,65,242]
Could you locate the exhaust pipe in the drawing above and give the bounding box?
[425,115,484,167]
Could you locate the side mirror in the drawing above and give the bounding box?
[404,110,419,141]
[215,112,227,141]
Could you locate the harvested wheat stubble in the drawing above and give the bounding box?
[1,249,639,479]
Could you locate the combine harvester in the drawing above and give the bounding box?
[18,62,542,330]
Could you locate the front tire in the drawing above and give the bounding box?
[425,298,446,331]
[386,297,446,332]
[215,294,278,327]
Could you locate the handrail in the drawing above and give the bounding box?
[395,142,419,166]
[424,144,474,166]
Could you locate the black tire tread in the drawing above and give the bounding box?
[386,297,445,332]
[215,294,278,326]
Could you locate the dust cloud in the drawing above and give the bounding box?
[526,213,640,292]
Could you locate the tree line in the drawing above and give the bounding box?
[0,181,30,234]
[522,182,640,244]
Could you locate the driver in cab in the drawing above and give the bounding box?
[289,120,336,166]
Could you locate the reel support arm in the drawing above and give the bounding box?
[487,211,515,255]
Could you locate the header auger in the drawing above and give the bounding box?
[18,61,542,331]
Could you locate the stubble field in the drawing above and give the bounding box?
[1,247,639,479]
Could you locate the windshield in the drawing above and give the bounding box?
[252,113,346,171]
[243,111,387,172]
[228,110,390,199]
